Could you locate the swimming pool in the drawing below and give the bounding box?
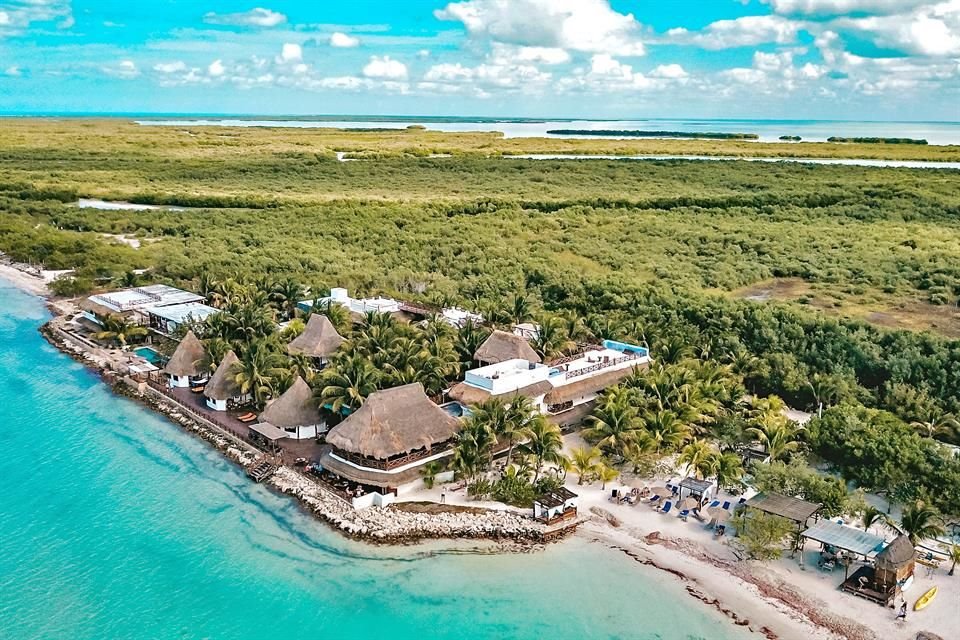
[134,346,164,365]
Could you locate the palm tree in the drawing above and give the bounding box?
[452,417,496,481]
[455,318,489,367]
[558,310,594,345]
[468,397,510,467]
[318,354,380,413]
[583,387,639,459]
[271,278,305,320]
[570,446,601,485]
[677,439,714,479]
[501,396,540,467]
[654,336,694,365]
[747,419,803,462]
[597,464,620,490]
[518,417,565,482]
[532,315,574,360]
[861,505,887,533]
[197,336,232,375]
[712,451,744,491]
[507,292,532,325]
[899,501,945,545]
[310,298,352,335]
[93,314,148,347]
[910,411,960,440]
[806,373,844,414]
[947,544,960,577]
[642,409,693,453]
[230,343,287,408]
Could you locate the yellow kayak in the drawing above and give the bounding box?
[914,586,937,611]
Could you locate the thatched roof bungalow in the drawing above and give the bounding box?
[203,350,249,411]
[286,314,344,363]
[255,376,323,440]
[474,330,541,365]
[162,330,207,388]
[321,383,461,489]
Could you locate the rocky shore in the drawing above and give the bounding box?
[39,316,552,546]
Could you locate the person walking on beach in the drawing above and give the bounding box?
[895,601,907,621]
[440,489,446,504]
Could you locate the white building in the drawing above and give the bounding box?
[83,284,205,326]
[144,302,219,335]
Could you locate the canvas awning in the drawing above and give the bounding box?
[801,520,886,557]
[249,422,288,442]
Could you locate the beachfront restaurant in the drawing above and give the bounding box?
[203,350,250,411]
[255,376,324,440]
[162,330,208,389]
[286,313,344,368]
[83,284,205,326]
[144,302,218,336]
[321,383,462,505]
[533,488,579,525]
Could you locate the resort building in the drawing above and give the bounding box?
[255,376,323,441]
[439,306,484,328]
[203,350,249,411]
[449,339,651,420]
[144,302,219,336]
[286,314,344,366]
[473,329,542,366]
[82,284,204,325]
[533,487,579,525]
[162,330,208,389]
[298,287,402,319]
[321,383,462,497]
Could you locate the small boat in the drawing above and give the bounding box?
[913,586,937,611]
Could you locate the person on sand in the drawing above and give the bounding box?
[895,601,907,621]
[440,489,446,504]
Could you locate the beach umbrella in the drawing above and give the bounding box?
[648,486,671,498]
[707,507,730,522]
[679,497,699,511]
[629,478,648,490]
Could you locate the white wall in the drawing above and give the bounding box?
[168,373,189,388]
[206,397,227,411]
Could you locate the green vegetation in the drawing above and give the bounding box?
[546,130,759,140]
[828,137,928,145]
[730,511,796,560]
[779,136,802,142]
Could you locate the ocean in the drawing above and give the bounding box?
[135,116,960,145]
[0,281,752,640]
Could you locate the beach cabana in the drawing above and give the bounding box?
[745,492,822,530]
[162,330,207,389]
[203,350,249,411]
[473,330,541,365]
[678,477,716,507]
[286,314,344,366]
[321,383,461,491]
[256,376,323,440]
[841,535,915,606]
[534,487,578,525]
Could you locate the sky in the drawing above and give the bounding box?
[0,0,958,120]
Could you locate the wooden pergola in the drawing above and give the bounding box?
[745,492,822,530]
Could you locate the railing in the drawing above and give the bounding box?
[540,507,578,526]
[332,443,452,471]
[399,301,442,316]
[564,353,641,380]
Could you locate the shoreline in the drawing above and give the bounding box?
[0,263,51,297]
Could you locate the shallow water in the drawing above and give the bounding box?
[507,154,960,170]
[0,281,752,640]
[137,117,960,145]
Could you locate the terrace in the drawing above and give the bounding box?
[88,284,204,314]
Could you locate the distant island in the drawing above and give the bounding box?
[779,135,802,141]
[546,129,759,140]
[827,136,928,145]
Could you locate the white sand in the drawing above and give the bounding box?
[0,263,51,297]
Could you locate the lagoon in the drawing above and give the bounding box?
[0,280,752,640]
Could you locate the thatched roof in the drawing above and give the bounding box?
[319,450,435,488]
[543,363,645,405]
[876,535,915,570]
[474,330,541,364]
[447,379,554,405]
[163,330,205,377]
[326,383,461,460]
[259,376,322,428]
[203,350,242,401]
[287,314,344,359]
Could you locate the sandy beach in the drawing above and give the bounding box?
[0,263,51,297]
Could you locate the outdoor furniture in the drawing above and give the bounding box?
[678,509,690,522]
[660,500,673,514]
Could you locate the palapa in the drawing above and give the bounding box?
[473,330,541,365]
[447,379,554,405]
[876,535,916,570]
[287,314,344,359]
[162,330,206,377]
[678,497,700,511]
[259,376,321,428]
[203,350,243,401]
[326,383,461,460]
[707,506,731,522]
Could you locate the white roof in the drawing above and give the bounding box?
[88,284,204,313]
[144,302,219,324]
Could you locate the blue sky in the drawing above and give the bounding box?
[0,0,958,119]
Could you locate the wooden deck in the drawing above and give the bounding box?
[840,566,895,606]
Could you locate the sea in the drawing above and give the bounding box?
[0,280,752,640]
[134,116,960,145]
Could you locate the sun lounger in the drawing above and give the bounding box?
[707,500,720,509]
[721,501,731,510]
[678,509,689,521]
[660,500,673,514]
[190,386,205,393]
[648,495,661,507]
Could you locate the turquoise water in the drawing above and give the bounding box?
[133,346,163,364]
[0,281,752,640]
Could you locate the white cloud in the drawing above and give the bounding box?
[362,55,408,80]
[667,15,801,49]
[329,32,360,48]
[0,0,72,35]
[279,43,302,63]
[721,67,768,85]
[513,46,571,65]
[203,8,287,28]
[418,49,431,58]
[650,63,688,79]
[833,1,960,57]
[4,65,21,77]
[208,60,225,77]
[435,0,646,55]
[104,60,140,79]
[763,0,931,16]
[154,61,187,74]
[0,12,9,27]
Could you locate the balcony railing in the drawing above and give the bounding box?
[332,443,452,471]
[563,353,641,380]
